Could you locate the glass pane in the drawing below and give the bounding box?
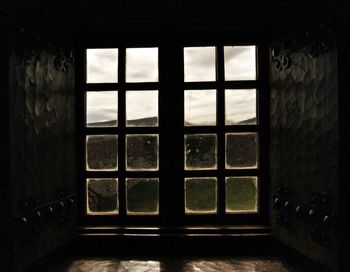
[225,89,256,125]
[185,90,216,126]
[126,91,158,127]
[226,177,258,213]
[184,47,216,82]
[126,134,159,171]
[86,91,118,127]
[87,178,118,215]
[86,49,118,83]
[86,135,118,171]
[226,133,258,169]
[224,46,256,80]
[126,178,159,215]
[126,48,158,82]
[185,177,217,214]
[185,134,217,170]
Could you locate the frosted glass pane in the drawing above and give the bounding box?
[87,178,118,215]
[126,178,159,215]
[225,89,256,125]
[226,133,258,169]
[86,135,118,171]
[126,134,159,171]
[126,91,158,127]
[185,177,217,214]
[86,49,118,83]
[184,47,216,82]
[126,48,158,82]
[224,46,256,80]
[185,90,216,126]
[86,91,118,127]
[185,134,217,170]
[226,177,258,213]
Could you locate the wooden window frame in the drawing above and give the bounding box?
[76,28,270,229]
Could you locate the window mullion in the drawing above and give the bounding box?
[159,43,185,225]
[77,46,87,223]
[118,47,126,217]
[256,43,270,222]
[217,45,226,218]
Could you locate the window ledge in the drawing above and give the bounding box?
[78,225,271,237]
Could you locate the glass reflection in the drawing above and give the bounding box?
[185,134,217,170]
[226,176,258,213]
[126,134,159,171]
[126,178,159,215]
[185,177,217,214]
[86,135,118,171]
[225,133,258,169]
[87,178,118,215]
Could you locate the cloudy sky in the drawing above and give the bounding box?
[86,46,256,125]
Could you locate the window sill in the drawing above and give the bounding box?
[75,225,272,255]
[78,224,271,237]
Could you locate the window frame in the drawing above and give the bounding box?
[76,28,270,228]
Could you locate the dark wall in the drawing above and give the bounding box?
[0,38,12,272]
[8,45,76,271]
[1,1,345,271]
[269,37,338,270]
[338,7,350,270]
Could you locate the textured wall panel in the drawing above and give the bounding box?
[0,43,13,272]
[270,45,338,271]
[9,47,76,272]
[338,31,350,272]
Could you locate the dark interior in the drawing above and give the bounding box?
[1,1,349,271]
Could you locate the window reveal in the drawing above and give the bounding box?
[81,44,262,224]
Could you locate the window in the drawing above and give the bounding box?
[183,46,259,217]
[83,47,160,223]
[78,36,267,227]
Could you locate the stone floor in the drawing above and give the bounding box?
[26,255,327,272]
[62,258,289,272]
[23,236,329,272]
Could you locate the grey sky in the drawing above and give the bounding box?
[86,46,256,125]
[126,48,158,82]
[224,46,256,80]
[126,91,158,121]
[86,49,118,83]
[185,90,216,125]
[225,89,256,124]
[86,91,118,125]
[184,47,216,82]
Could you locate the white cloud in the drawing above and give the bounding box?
[184,47,216,82]
[86,49,118,83]
[185,90,216,125]
[126,90,158,120]
[86,91,118,124]
[225,89,256,124]
[126,48,158,82]
[224,46,256,80]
